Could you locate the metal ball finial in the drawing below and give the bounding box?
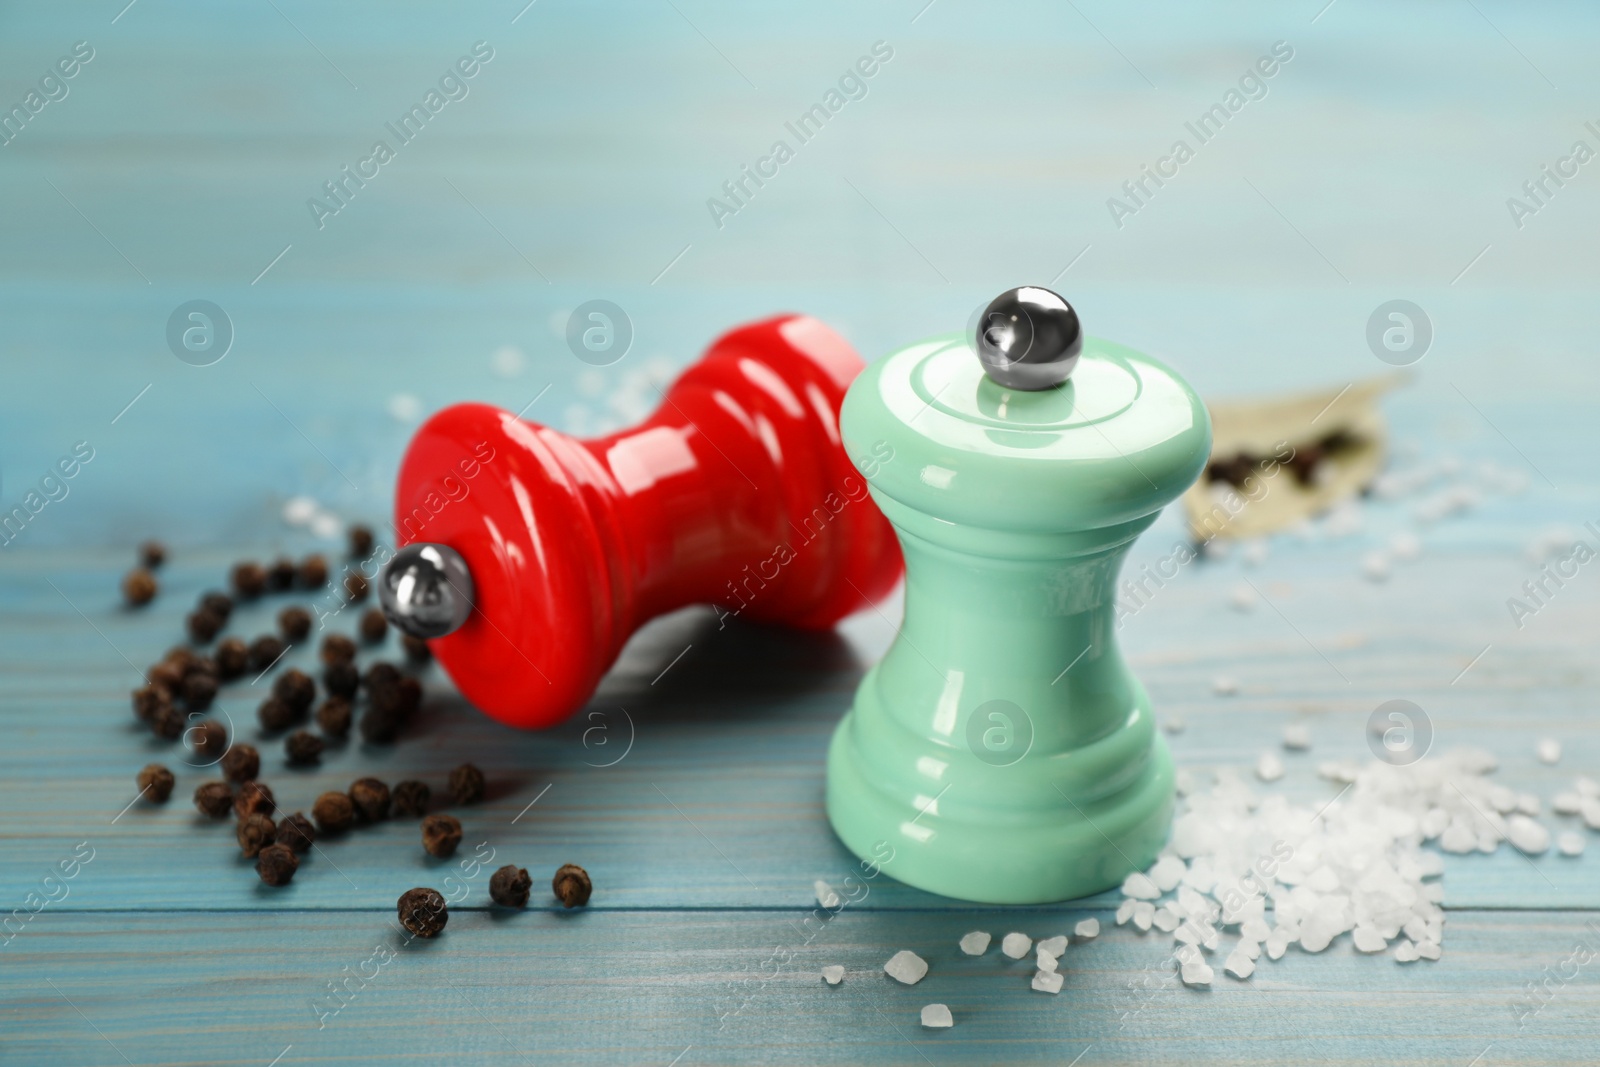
[378,542,475,640]
[973,286,1082,391]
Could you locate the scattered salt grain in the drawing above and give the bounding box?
[1417,940,1441,961]
[1074,918,1100,940]
[1582,799,1600,832]
[1256,752,1285,783]
[1361,552,1391,582]
[1537,739,1561,765]
[1516,793,1540,817]
[1000,932,1032,959]
[1265,932,1289,960]
[1389,531,1421,561]
[387,392,422,423]
[1552,792,1582,815]
[1242,540,1270,567]
[1031,970,1064,994]
[1577,776,1600,797]
[309,512,342,539]
[1037,935,1068,957]
[1282,724,1312,751]
[1121,872,1160,899]
[1212,675,1239,696]
[1179,959,1214,987]
[1149,855,1186,893]
[959,931,991,956]
[814,880,841,909]
[821,966,844,985]
[1132,902,1155,932]
[1507,815,1551,855]
[1352,927,1387,953]
[884,950,928,985]
[1153,906,1179,933]
[1115,900,1135,925]
[1394,940,1419,963]
[1223,948,1255,979]
[1558,832,1585,857]
[1228,583,1257,612]
[920,1003,952,1028]
[283,496,318,526]
[1036,949,1058,974]
[1164,715,1186,734]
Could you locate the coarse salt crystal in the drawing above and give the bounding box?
[1121,872,1160,899]
[1394,940,1419,963]
[1224,948,1255,979]
[1213,675,1239,696]
[1115,900,1135,925]
[1558,831,1585,857]
[958,931,991,956]
[1361,552,1391,582]
[1164,715,1186,734]
[821,966,844,985]
[1180,959,1214,987]
[1074,918,1100,940]
[1417,940,1441,961]
[1256,752,1285,782]
[1507,815,1551,855]
[283,496,318,526]
[814,879,841,909]
[1389,531,1421,560]
[884,950,928,985]
[1577,776,1600,798]
[1031,970,1064,994]
[1243,540,1270,567]
[1581,799,1600,831]
[920,1003,952,1028]
[1352,927,1388,953]
[1132,902,1155,932]
[1153,906,1179,933]
[1036,949,1058,974]
[1516,793,1540,816]
[309,512,342,539]
[1282,724,1312,750]
[1552,792,1582,815]
[1229,584,1257,612]
[1037,935,1068,957]
[1149,855,1187,892]
[1000,932,1032,959]
[1537,738,1561,765]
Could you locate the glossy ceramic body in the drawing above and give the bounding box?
[826,332,1211,903]
[394,315,904,729]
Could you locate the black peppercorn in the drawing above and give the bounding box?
[392,780,430,818]
[323,660,359,701]
[299,554,329,589]
[182,672,218,711]
[277,811,316,853]
[349,778,391,822]
[220,743,260,783]
[194,781,233,818]
[256,843,299,886]
[285,730,323,765]
[122,568,158,607]
[320,633,357,666]
[132,683,169,723]
[215,637,248,680]
[349,524,375,559]
[267,557,296,591]
[552,863,592,908]
[273,668,315,715]
[359,608,388,644]
[313,791,356,834]
[237,813,277,857]
[232,561,267,600]
[421,814,463,858]
[148,660,185,696]
[397,887,448,938]
[150,704,187,741]
[344,572,369,602]
[186,609,223,645]
[258,696,295,733]
[364,661,401,691]
[315,697,352,738]
[189,718,228,760]
[489,865,531,908]
[234,780,275,820]
[402,634,432,664]
[186,654,219,679]
[278,606,312,643]
[139,540,166,569]
[248,634,286,672]
[200,590,233,622]
[449,764,486,806]
[137,763,175,803]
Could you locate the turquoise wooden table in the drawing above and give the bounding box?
[4,1,1600,1063]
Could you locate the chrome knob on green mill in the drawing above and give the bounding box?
[825,288,1212,904]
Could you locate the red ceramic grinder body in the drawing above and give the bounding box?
[392,314,904,729]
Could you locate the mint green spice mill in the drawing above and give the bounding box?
[826,287,1211,904]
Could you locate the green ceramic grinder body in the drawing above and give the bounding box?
[826,329,1211,904]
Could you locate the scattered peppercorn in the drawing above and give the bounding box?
[359,608,388,644]
[360,677,420,743]
[237,813,277,857]
[186,609,223,645]
[267,557,297,591]
[552,863,592,908]
[421,814,463,858]
[277,811,316,853]
[315,697,352,738]
[132,683,169,723]
[189,718,228,760]
[148,659,185,695]
[397,887,448,939]
[256,843,299,886]
[313,791,355,834]
[278,606,313,643]
[323,660,358,700]
[234,780,275,820]
[122,568,158,607]
[249,634,286,672]
[182,672,219,711]
[273,668,316,715]
[489,865,531,908]
[298,554,329,589]
[163,646,199,673]
[344,572,369,602]
[349,524,375,559]
[138,540,166,569]
[215,637,248,680]
[285,730,323,765]
[392,780,430,818]
[449,763,486,806]
[364,661,401,691]
[137,763,175,803]
[349,778,391,822]
[258,697,295,733]
[320,633,357,666]
[220,743,260,782]
[194,781,233,818]
[200,591,233,622]
[150,704,187,741]
[402,634,432,664]
[231,561,267,600]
